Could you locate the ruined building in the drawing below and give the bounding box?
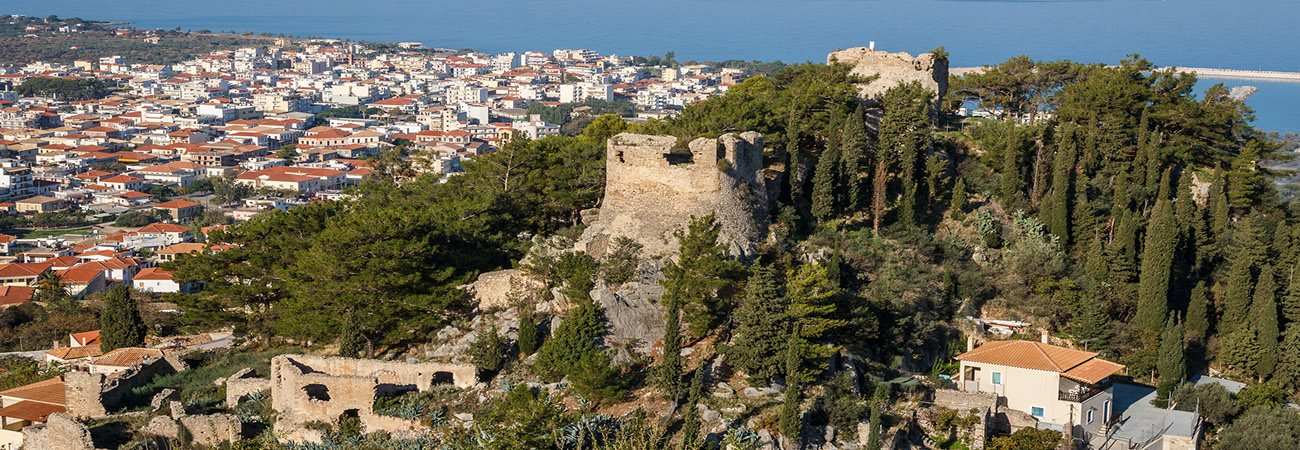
[578,132,768,259]
[266,354,477,443]
[828,46,949,110]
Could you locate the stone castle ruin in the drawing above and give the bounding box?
[578,131,768,259]
[266,354,477,443]
[828,47,949,110]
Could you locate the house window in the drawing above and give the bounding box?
[1087,409,1094,424]
[992,372,1002,385]
[1031,406,1044,418]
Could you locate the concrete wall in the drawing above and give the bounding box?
[579,132,767,259]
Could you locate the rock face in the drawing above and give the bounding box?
[828,47,949,109]
[463,269,545,310]
[578,132,768,260]
[591,259,668,358]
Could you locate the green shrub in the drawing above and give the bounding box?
[469,328,509,374]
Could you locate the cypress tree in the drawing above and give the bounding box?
[1084,232,1109,283]
[999,130,1025,205]
[1208,165,1230,241]
[1282,260,1300,326]
[949,177,968,220]
[879,83,930,228]
[679,368,705,450]
[811,130,842,222]
[337,312,364,358]
[1186,281,1211,341]
[1109,208,1139,285]
[779,330,803,444]
[657,301,684,400]
[1070,299,1112,352]
[1274,327,1300,390]
[1220,327,1259,375]
[1221,255,1255,335]
[1157,314,1186,386]
[841,105,870,213]
[1072,188,1098,249]
[99,285,146,352]
[1137,171,1176,333]
[1227,142,1262,210]
[1046,124,1077,246]
[719,265,789,381]
[1251,266,1280,378]
[518,313,539,356]
[865,386,886,450]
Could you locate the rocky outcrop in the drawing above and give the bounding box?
[577,132,768,260]
[591,259,668,358]
[828,47,949,109]
[463,269,545,310]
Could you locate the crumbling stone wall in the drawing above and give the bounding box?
[270,354,477,442]
[65,356,183,418]
[225,367,272,408]
[827,47,949,110]
[578,132,767,259]
[20,413,95,450]
[179,413,242,447]
[931,389,997,449]
[463,269,545,310]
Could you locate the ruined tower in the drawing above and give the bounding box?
[578,131,768,259]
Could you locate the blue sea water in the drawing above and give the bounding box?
[6,0,1299,131]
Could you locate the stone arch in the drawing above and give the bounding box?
[431,371,455,386]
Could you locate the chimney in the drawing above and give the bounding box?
[1040,329,1050,344]
[966,336,974,352]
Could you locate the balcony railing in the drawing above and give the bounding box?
[1059,379,1112,403]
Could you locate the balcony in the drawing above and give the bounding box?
[1059,379,1111,403]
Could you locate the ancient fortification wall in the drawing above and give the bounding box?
[225,367,273,408]
[20,413,95,450]
[579,132,767,259]
[269,354,477,442]
[827,47,949,109]
[65,355,183,418]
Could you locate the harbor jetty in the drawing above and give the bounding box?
[951,66,1300,82]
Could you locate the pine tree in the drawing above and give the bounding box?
[1046,124,1077,246]
[518,313,539,356]
[1186,281,1211,341]
[811,130,843,222]
[1157,314,1186,386]
[1251,267,1280,379]
[661,214,746,337]
[779,331,803,445]
[785,263,846,375]
[719,265,789,381]
[99,285,146,352]
[1137,171,1176,333]
[337,312,364,358]
[841,105,870,213]
[1221,256,1255,335]
[657,301,684,400]
[949,176,968,220]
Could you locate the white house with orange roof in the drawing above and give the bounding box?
[132,267,198,294]
[0,377,66,449]
[956,338,1125,439]
[98,174,143,191]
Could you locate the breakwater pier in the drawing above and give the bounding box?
[951,66,1300,83]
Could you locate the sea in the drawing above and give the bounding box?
[6,0,1299,132]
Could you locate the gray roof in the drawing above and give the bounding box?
[1107,383,1199,446]
[1189,375,1246,394]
